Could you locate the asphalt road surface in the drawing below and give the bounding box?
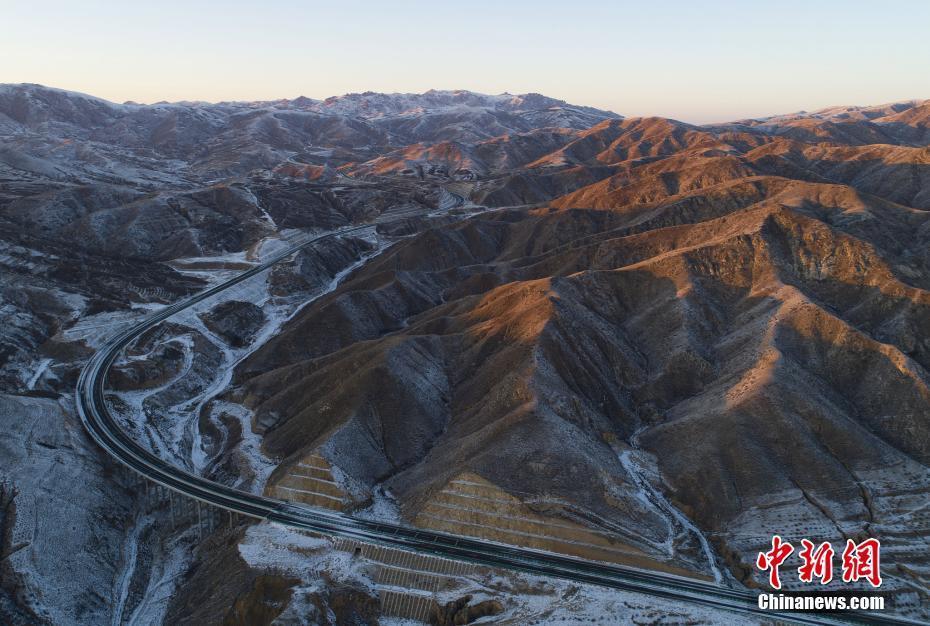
[77,199,918,625]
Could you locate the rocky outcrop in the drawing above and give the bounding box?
[429,595,504,625]
[201,301,266,349]
[222,575,299,626]
[308,582,382,626]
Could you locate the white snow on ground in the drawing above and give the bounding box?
[185,231,388,476]
[239,522,332,571]
[243,185,277,229]
[25,357,52,389]
[124,529,198,626]
[354,486,403,524]
[109,199,491,484]
[238,521,381,620]
[111,514,145,626]
[168,230,321,279]
[467,569,752,625]
[209,400,278,491]
[168,250,251,267]
[110,334,198,466]
[61,302,163,349]
[238,523,751,625]
[0,394,133,625]
[618,433,725,584]
[110,228,391,493]
[252,228,312,261]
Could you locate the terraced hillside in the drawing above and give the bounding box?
[3,83,930,622]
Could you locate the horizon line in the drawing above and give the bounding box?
[3,82,928,127]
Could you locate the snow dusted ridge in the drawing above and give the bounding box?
[1,83,620,119]
[280,89,622,120]
[618,448,724,584]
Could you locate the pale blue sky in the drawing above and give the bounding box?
[2,0,929,123]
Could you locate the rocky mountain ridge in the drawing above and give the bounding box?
[2,82,929,623]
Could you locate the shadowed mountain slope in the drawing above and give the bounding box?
[5,84,930,620]
[232,171,930,590]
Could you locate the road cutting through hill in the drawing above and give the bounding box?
[77,196,917,626]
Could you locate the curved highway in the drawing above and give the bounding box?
[76,197,915,626]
